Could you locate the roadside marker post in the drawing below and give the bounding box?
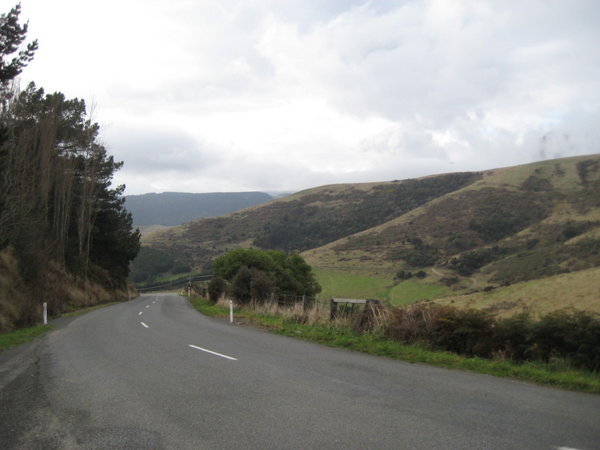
[43,302,47,325]
[229,300,233,324]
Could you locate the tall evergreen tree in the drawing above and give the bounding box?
[0,3,37,93]
[0,4,140,329]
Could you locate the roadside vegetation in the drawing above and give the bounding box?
[189,296,600,393]
[208,248,321,303]
[0,324,53,354]
[0,300,126,355]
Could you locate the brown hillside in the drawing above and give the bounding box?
[304,154,600,287]
[145,172,481,270]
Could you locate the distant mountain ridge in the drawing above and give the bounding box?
[124,191,273,227]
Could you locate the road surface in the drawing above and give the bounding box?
[1,294,599,449]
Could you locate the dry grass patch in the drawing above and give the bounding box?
[433,266,600,317]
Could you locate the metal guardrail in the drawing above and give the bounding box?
[136,274,213,292]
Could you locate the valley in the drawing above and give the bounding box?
[138,154,600,316]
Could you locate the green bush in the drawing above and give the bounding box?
[429,308,496,357]
[207,276,226,304]
[532,309,600,372]
[213,248,321,297]
[385,304,600,372]
[229,266,253,304]
[494,312,535,362]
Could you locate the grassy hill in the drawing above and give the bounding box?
[304,155,600,283]
[144,172,481,270]
[144,154,600,314]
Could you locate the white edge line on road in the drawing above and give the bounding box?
[189,344,238,361]
[140,322,149,328]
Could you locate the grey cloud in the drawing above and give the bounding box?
[105,126,222,175]
[258,1,599,126]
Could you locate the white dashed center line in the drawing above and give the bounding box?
[138,312,143,316]
[189,345,237,361]
[140,322,149,328]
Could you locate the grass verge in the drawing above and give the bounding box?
[1,301,123,354]
[0,324,53,354]
[189,297,600,394]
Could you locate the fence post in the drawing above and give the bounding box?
[330,299,337,320]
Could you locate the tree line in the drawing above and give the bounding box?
[0,4,140,328]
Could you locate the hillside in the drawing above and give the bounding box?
[124,191,273,227]
[144,172,482,270]
[304,155,600,284]
[144,154,600,314]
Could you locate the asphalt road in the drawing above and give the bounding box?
[1,293,599,449]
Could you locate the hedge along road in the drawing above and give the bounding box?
[1,294,599,449]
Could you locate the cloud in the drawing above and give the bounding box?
[106,125,222,175]
[17,0,600,194]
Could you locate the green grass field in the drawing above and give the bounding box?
[314,268,448,305]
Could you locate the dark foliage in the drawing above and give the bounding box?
[429,308,496,357]
[468,189,549,242]
[493,312,536,362]
[0,5,139,328]
[390,243,440,267]
[521,175,552,192]
[385,304,600,372]
[213,248,321,301]
[254,173,480,252]
[395,270,412,280]
[130,246,191,283]
[450,246,506,276]
[576,159,600,187]
[533,310,600,371]
[207,276,226,303]
[131,247,176,282]
[230,266,253,304]
[0,4,37,86]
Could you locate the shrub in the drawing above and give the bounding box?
[229,266,253,304]
[207,276,226,304]
[385,304,600,372]
[532,309,600,372]
[429,308,496,357]
[249,268,274,303]
[213,249,321,297]
[494,312,535,362]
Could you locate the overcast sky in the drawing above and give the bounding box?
[8,0,600,194]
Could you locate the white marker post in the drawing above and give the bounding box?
[42,302,47,325]
[229,300,234,324]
